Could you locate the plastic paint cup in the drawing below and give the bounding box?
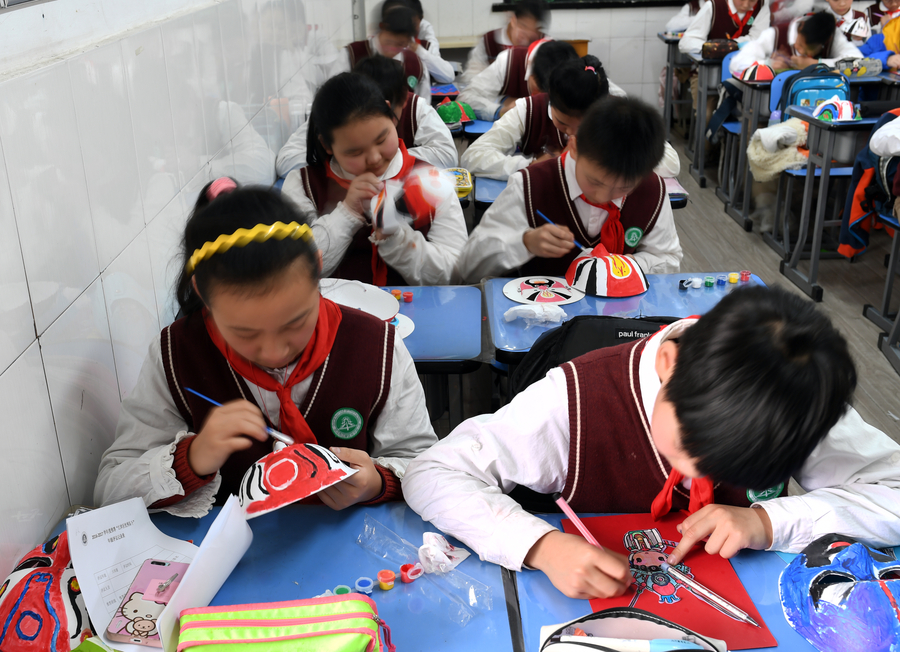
[716,275,726,286]
[740,270,751,282]
[333,585,351,595]
[354,577,374,594]
[704,276,714,288]
[400,563,424,583]
[728,272,739,284]
[377,570,395,590]
[403,292,413,303]
[391,289,402,300]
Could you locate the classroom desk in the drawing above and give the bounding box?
[383,285,482,427]
[686,52,722,188]
[727,77,772,231]
[464,120,493,138]
[880,71,900,100]
[485,273,765,364]
[658,32,691,142]
[782,106,880,301]
[148,503,515,652]
[513,513,817,652]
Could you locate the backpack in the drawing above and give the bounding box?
[776,63,849,122]
[508,315,678,513]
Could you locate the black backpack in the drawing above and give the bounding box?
[508,315,678,513]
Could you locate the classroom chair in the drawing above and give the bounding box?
[864,212,900,339]
[715,51,743,210]
[765,70,853,259]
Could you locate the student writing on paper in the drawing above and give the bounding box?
[454,96,683,284]
[402,287,900,600]
[94,180,437,516]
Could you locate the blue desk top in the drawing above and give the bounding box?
[151,503,513,651]
[786,104,881,129]
[485,273,765,360]
[383,285,482,362]
[474,176,508,203]
[516,514,816,652]
[465,120,493,135]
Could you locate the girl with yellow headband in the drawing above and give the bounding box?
[94,180,437,516]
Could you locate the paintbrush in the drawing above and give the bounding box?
[184,387,295,446]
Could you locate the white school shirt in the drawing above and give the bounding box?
[828,7,870,44]
[461,26,514,87]
[415,19,456,84]
[94,331,437,518]
[730,20,863,74]
[454,152,683,283]
[401,318,900,571]
[275,101,458,177]
[869,115,900,156]
[282,149,468,286]
[332,35,433,102]
[461,97,681,181]
[679,0,771,53]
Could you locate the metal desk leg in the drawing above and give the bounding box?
[664,42,676,141]
[727,85,758,231]
[780,128,832,301]
[690,64,710,188]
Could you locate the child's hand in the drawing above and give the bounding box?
[523,224,576,258]
[344,173,383,219]
[499,96,518,117]
[529,150,558,166]
[524,531,633,599]
[769,52,792,71]
[888,53,900,69]
[790,54,818,70]
[666,504,774,565]
[318,447,384,510]
[189,400,269,476]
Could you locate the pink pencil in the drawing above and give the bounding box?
[553,493,604,550]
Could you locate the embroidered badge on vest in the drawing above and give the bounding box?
[624,226,644,248]
[747,482,785,503]
[407,75,417,90]
[331,408,364,439]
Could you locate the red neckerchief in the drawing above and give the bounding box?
[651,470,716,520]
[202,296,343,445]
[564,151,627,254]
[727,4,753,39]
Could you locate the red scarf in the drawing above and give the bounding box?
[565,152,627,254]
[727,6,753,39]
[650,470,716,520]
[324,142,417,286]
[202,296,343,445]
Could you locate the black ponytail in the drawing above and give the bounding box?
[305,72,395,168]
[354,55,409,110]
[548,55,610,118]
[530,40,577,95]
[175,183,320,316]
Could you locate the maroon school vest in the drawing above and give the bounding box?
[347,41,425,90]
[517,157,667,277]
[520,93,566,158]
[772,15,834,56]
[160,307,395,503]
[500,47,530,99]
[396,93,420,150]
[483,28,511,62]
[299,163,434,285]
[708,0,764,40]
[559,338,752,513]
[868,1,885,27]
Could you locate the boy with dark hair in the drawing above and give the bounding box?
[454,96,682,283]
[403,286,900,599]
[277,55,457,175]
[458,39,579,121]
[381,0,455,84]
[461,0,548,86]
[731,10,862,73]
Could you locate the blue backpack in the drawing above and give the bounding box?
[776,63,849,122]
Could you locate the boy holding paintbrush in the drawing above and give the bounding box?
[453,96,682,284]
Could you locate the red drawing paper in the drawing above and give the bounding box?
[562,513,776,650]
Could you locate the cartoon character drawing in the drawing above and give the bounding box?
[119,592,164,638]
[624,528,694,607]
[517,277,575,303]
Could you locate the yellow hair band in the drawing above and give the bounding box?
[186,221,313,274]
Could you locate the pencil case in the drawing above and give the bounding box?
[445,168,473,198]
[177,594,394,652]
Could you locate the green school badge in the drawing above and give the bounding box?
[407,75,417,90]
[747,482,784,503]
[624,227,644,248]
[331,408,363,439]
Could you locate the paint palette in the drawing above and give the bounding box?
[502,276,584,306]
[319,278,399,322]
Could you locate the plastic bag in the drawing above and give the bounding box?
[503,304,567,329]
[419,532,470,573]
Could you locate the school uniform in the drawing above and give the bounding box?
[402,318,900,571]
[730,17,863,74]
[460,94,681,181]
[333,35,438,102]
[461,25,517,87]
[282,145,468,286]
[679,0,771,53]
[867,0,896,32]
[275,94,458,177]
[415,18,456,84]
[666,0,707,33]
[454,151,682,284]
[828,6,870,45]
[94,303,438,518]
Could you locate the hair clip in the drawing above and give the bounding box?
[585,66,596,73]
[207,177,237,201]
[186,221,314,274]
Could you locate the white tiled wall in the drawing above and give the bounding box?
[0,0,353,579]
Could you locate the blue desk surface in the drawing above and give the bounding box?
[383,285,482,362]
[485,274,765,361]
[465,119,493,135]
[786,104,881,129]
[151,504,513,651]
[474,176,508,203]
[516,514,816,652]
